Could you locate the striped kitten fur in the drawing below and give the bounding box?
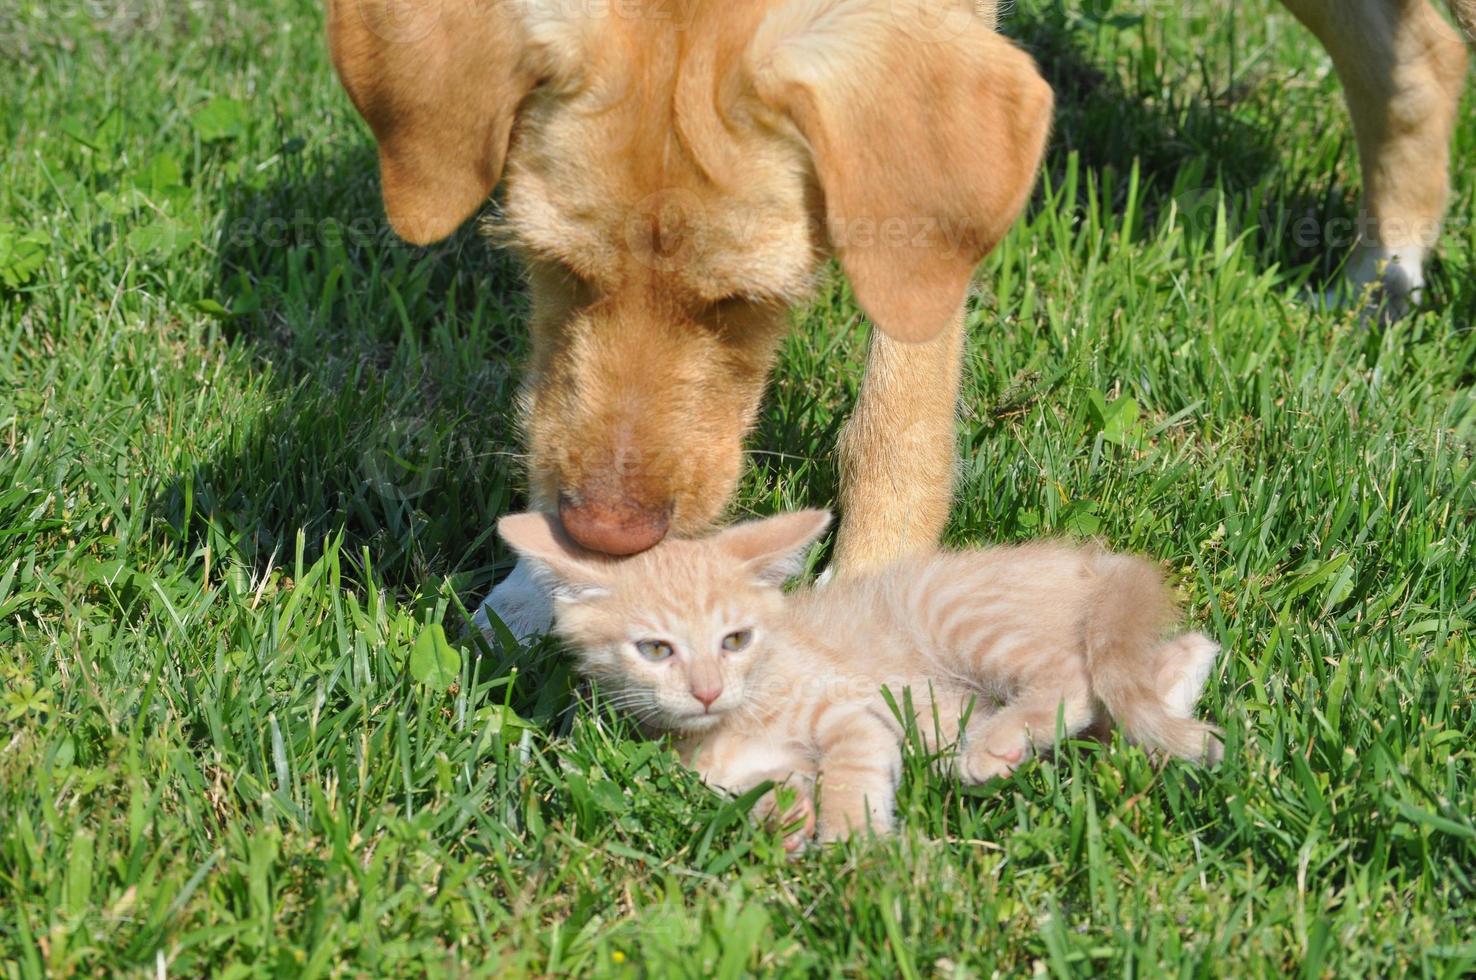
[498,510,1222,846]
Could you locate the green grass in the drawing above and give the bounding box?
[2,0,1474,975]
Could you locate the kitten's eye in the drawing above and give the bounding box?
[721,630,752,653]
[635,639,675,662]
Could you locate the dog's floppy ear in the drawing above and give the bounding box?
[746,0,1053,342]
[327,0,537,244]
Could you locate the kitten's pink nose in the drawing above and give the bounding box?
[559,491,670,556]
[691,685,722,709]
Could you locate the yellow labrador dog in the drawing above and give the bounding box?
[326,0,1469,636]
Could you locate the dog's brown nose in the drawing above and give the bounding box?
[558,492,670,556]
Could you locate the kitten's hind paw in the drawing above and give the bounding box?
[1156,632,1220,719]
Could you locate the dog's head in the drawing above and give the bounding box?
[329,0,1052,555]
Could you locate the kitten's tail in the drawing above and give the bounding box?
[1084,553,1224,764]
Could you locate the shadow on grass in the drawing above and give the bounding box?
[1014,5,1365,286]
[150,143,527,612]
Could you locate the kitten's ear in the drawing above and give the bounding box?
[717,510,833,586]
[497,512,612,603]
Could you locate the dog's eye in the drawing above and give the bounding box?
[721,630,752,653]
[635,639,675,661]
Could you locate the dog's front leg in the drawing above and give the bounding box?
[1282,0,1468,318]
[831,305,966,575]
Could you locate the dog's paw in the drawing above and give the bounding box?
[1306,243,1424,323]
[474,559,554,642]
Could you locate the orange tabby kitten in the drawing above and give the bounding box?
[497,510,1221,846]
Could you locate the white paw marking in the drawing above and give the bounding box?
[473,558,554,642]
[1160,633,1220,719]
[1308,243,1426,321]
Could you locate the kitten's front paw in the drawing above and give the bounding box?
[754,785,816,853]
[815,796,894,843]
[956,733,1028,784]
[816,811,894,844]
[474,559,554,642]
